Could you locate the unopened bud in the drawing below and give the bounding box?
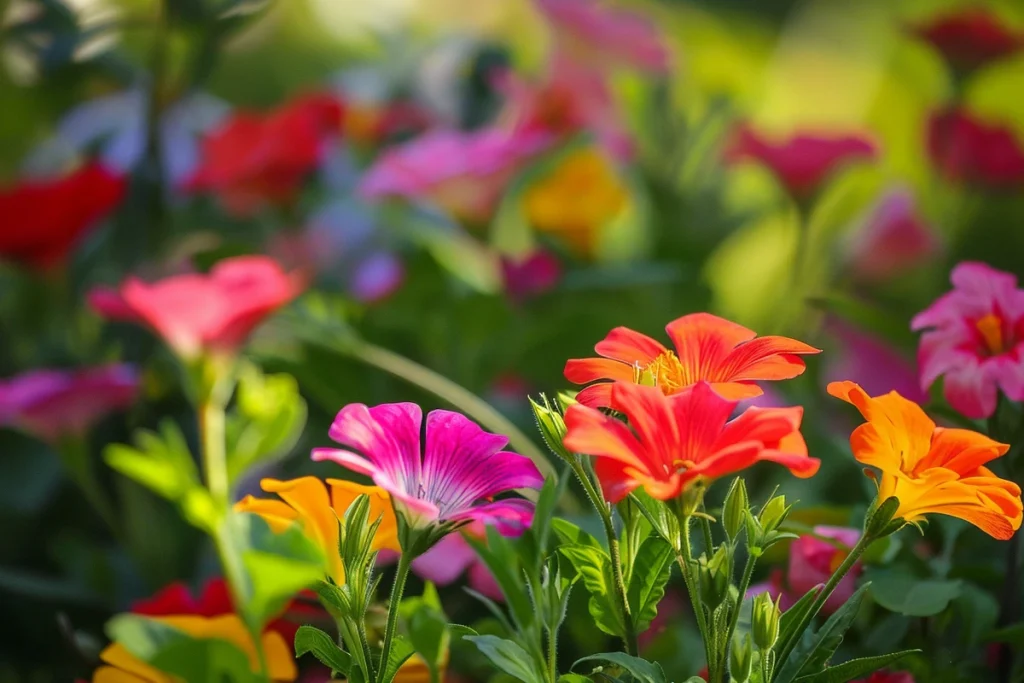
[759,495,790,534]
[697,545,731,610]
[729,634,753,683]
[864,495,904,539]
[529,394,574,463]
[751,592,781,651]
[723,477,749,542]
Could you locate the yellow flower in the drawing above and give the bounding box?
[524,146,628,257]
[828,381,1023,539]
[235,476,401,584]
[92,614,296,682]
[394,652,448,683]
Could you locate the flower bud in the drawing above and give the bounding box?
[529,394,574,463]
[697,545,731,610]
[864,495,904,539]
[751,592,781,651]
[729,634,753,683]
[759,495,790,534]
[723,477,749,542]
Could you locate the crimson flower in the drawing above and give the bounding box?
[725,125,878,200]
[0,163,125,269]
[88,255,304,360]
[927,108,1024,188]
[910,9,1024,75]
[501,250,561,303]
[844,188,941,282]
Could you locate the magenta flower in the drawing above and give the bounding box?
[312,403,543,533]
[825,320,926,404]
[0,365,138,441]
[501,250,561,303]
[845,188,941,282]
[912,262,1024,419]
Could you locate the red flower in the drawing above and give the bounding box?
[0,163,125,270]
[565,312,819,408]
[88,255,304,360]
[563,381,818,503]
[927,108,1024,188]
[911,9,1023,75]
[852,672,915,683]
[187,93,343,216]
[725,125,878,200]
[501,250,561,303]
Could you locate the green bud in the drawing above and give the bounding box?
[751,592,781,651]
[864,495,904,539]
[758,495,790,534]
[697,545,731,610]
[729,634,753,683]
[529,394,575,463]
[723,477,749,542]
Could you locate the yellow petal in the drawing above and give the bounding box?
[92,664,160,683]
[235,495,300,533]
[258,477,345,583]
[327,478,401,552]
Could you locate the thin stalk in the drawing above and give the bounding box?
[339,616,372,682]
[377,553,413,683]
[677,515,715,682]
[717,552,756,683]
[547,628,558,683]
[760,649,772,683]
[700,515,715,555]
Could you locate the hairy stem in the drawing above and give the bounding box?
[377,553,412,683]
[677,515,715,682]
[717,552,756,683]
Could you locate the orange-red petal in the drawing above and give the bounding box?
[564,357,634,385]
[593,326,667,365]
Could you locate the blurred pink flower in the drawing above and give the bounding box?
[845,188,941,282]
[637,588,684,651]
[825,321,926,403]
[725,125,878,201]
[852,672,915,683]
[359,128,551,224]
[927,108,1024,189]
[912,261,1024,419]
[910,8,1023,75]
[0,365,138,441]
[412,530,506,601]
[535,0,671,73]
[89,255,304,360]
[501,250,562,302]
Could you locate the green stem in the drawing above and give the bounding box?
[547,627,558,683]
[572,462,639,656]
[200,400,228,505]
[773,533,873,678]
[377,553,413,683]
[718,552,756,683]
[677,515,715,681]
[700,515,715,555]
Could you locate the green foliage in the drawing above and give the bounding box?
[294,625,352,676]
[867,572,962,617]
[626,535,674,633]
[793,651,918,683]
[465,635,546,683]
[226,365,307,483]
[401,583,450,681]
[559,542,624,639]
[572,652,668,683]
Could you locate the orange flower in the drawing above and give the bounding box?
[563,381,818,503]
[828,381,1023,540]
[565,313,820,408]
[235,476,400,583]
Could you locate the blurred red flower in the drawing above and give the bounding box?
[927,108,1024,188]
[187,93,343,216]
[0,162,125,270]
[844,188,941,282]
[501,250,561,303]
[725,125,878,201]
[852,672,915,683]
[89,255,304,360]
[911,9,1023,75]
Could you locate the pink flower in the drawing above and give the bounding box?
[535,0,671,73]
[312,403,543,532]
[359,128,551,224]
[852,672,915,683]
[0,365,138,441]
[501,250,561,303]
[927,108,1024,188]
[912,262,1024,419]
[845,188,941,282]
[825,321,926,404]
[88,255,304,360]
[725,125,878,201]
[910,9,1023,75]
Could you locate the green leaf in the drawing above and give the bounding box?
[559,544,624,638]
[381,635,417,683]
[573,652,667,683]
[465,528,536,632]
[465,635,545,683]
[401,583,450,678]
[776,586,822,658]
[794,651,918,683]
[402,208,502,293]
[558,675,592,683]
[627,536,674,633]
[775,584,871,683]
[987,623,1024,647]
[227,366,308,483]
[551,518,603,550]
[294,625,352,675]
[867,572,962,617]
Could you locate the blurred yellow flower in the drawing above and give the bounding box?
[236,476,400,584]
[524,146,628,257]
[92,614,296,682]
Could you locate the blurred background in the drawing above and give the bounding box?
[2,0,1024,680]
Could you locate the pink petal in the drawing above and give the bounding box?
[327,402,423,492]
[411,533,476,585]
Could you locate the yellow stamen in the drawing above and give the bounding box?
[642,350,689,395]
[976,313,1005,355]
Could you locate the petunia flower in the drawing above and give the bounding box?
[564,312,820,408]
[534,0,671,74]
[358,127,551,225]
[563,381,818,503]
[88,255,304,360]
[927,108,1024,189]
[0,365,138,442]
[910,9,1023,76]
[844,188,942,282]
[186,92,344,216]
[0,162,125,270]
[828,380,1023,539]
[911,262,1024,419]
[235,476,400,584]
[725,125,878,201]
[312,403,543,537]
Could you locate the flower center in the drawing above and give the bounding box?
[975,313,1006,355]
[636,351,690,394]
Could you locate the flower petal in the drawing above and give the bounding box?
[664,313,756,374]
[327,402,423,492]
[593,326,667,365]
[564,357,634,385]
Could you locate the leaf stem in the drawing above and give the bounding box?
[717,552,756,683]
[377,552,412,683]
[677,514,715,682]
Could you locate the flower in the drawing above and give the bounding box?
[0,162,125,269]
[359,128,551,224]
[562,381,818,503]
[844,188,941,282]
[534,0,671,73]
[412,532,503,601]
[523,145,629,258]
[911,262,1024,419]
[88,255,304,360]
[312,403,543,534]
[187,92,343,216]
[501,250,562,303]
[787,526,862,614]
[825,321,926,404]
[852,672,915,683]
[827,380,1023,539]
[235,476,400,583]
[910,9,1023,75]
[564,312,820,408]
[927,108,1024,188]
[725,125,878,200]
[0,365,138,441]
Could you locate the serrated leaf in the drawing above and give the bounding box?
[381,635,417,683]
[776,586,822,658]
[559,544,625,638]
[551,518,603,550]
[294,625,352,675]
[794,650,918,683]
[627,536,674,633]
[775,584,871,683]
[867,572,962,617]
[573,652,667,683]
[466,635,545,683]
